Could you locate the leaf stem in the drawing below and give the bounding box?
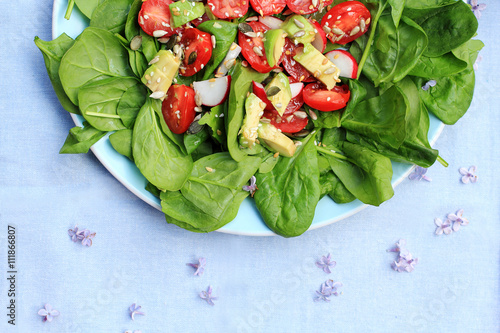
[64,0,75,20]
[316,146,348,161]
[437,155,449,167]
[85,112,121,119]
[356,1,388,79]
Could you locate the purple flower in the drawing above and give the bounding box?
[314,279,342,302]
[242,176,258,197]
[200,286,218,306]
[129,303,145,320]
[315,253,336,274]
[422,80,437,91]
[474,55,483,71]
[388,239,418,273]
[448,209,469,232]
[408,166,431,182]
[37,304,60,322]
[469,0,486,20]
[68,225,84,242]
[186,257,206,276]
[459,166,477,184]
[80,229,96,247]
[434,218,452,235]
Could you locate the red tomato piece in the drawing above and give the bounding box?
[179,28,213,77]
[250,0,286,16]
[286,0,333,15]
[162,85,196,134]
[238,21,279,73]
[191,13,210,27]
[282,38,313,82]
[138,0,180,38]
[321,1,371,44]
[207,0,249,19]
[262,94,307,133]
[303,83,350,112]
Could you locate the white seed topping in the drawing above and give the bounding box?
[150,91,165,99]
[246,16,258,21]
[260,118,271,124]
[253,46,263,56]
[309,110,317,120]
[244,31,258,38]
[332,27,344,35]
[359,19,366,32]
[294,18,305,28]
[153,30,168,38]
[294,111,308,119]
[366,18,371,25]
[156,77,161,83]
[275,103,283,109]
[130,35,142,51]
[194,106,203,112]
[350,26,360,36]
[294,30,306,38]
[211,35,216,48]
[161,22,170,28]
[149,56,160,65]
[312,0,318,7]
[323,66,337,75]
[144,14,149,19]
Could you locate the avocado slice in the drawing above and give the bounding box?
[264,29,287,68]
[281,15,315,45]
[141,50,180,100]
[258,123,297,157]
[265,72,292,116]
[169,0,205,28]
[293,43,340,90]
[239,93,266,148]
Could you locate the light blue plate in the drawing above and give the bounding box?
[52,0,444,236]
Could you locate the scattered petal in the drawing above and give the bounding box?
[315,253,336,274]
[469,0,486,20]
[314,279,342,302]
[421,80,437,91]
[473,55,482,71]
[388,239,418,273]
[200,286,218,306]
[408,166,432,182]
[68,225,84,242]
[129,303,145,320]
[38,304,60,322]
[186,257,206,276]
[459,166,477,184]
[434,218,452,236]
[80,230,96,247]
[242,176,258,197]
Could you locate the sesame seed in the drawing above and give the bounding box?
[150,91,165,99]
[213,22,222,28]
[205,167,215,172]
[144,14,149,19]
[217,129,222,135]
[273,152,280,158]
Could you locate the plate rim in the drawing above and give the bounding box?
[51,0,445,237]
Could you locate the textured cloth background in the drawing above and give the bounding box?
[0,0,498,332]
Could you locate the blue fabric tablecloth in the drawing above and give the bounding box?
[1,0,498,332]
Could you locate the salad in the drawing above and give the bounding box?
[35,0,482,237]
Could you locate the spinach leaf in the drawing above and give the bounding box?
[409,52,468,78]
[90,0,134,34]
[387,0,405,28]
[161,153,261,232]
[199,103,227,146]
[197,20,238,80]
[404,0,457,9]
[152,101,187,154]
[191,140,214,161]
[145,182,161,198]
[395,77,420,141]
[319,140,394,206]
[59,27,135,105]
[79,77,140,131]
[362,15,428,86]
[406,1,478,57]
[320,171,356,203]
[109,129,133,160]
[254,133,320,237]
[258,153,280,174]
[34,34,79,114]
[139,30,159,62]
[117,83,148,128]
[59,122,107,154]
[184,128,210,155]
[132,98,193,191]
[341,85,407,149]
[226,62,268,162]
[307,105,341,129]
[74,0,104,19]
[125,0,143,41]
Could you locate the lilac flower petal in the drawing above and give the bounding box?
[50,310,60,317]
[434,218,443,227]
[452,222,461,232]
[435,227,444,235]
[461,175,471,184]
[38,309,48,316]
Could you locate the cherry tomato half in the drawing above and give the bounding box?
[238,21,279,73]
[303,83,350,112]
[321,1,371,44]
[138,0,180,38]
[282,38,313,82]
[207,0,249,19]
[162,84,196,134]
[179,28,213,77]
[286,0,333,15]
[262,94,307,133]
[250,0,286,16]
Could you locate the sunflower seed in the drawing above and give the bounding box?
[253,46,263,56]
[293,18,305,28]
[350,26,360,36]
[195,92,203,106]
[153,30,168,38]
[238,22,254,34]
[130,35,142,51]
[244,31,258,38]
[309,110,317,120]
[293,30,305,38]
[332,27,344,35]
[150,91,165,99]
[149,55,160,65]
[293,111,308,119]
[266,86,281,97]
[359,19,366,32]
[260,117,271,124]
[293,130,310,137]
[323,66,337,75]
[211,35,216,48]
[194,106,203,112]
[225,58,236,69]
[312,0,318,7]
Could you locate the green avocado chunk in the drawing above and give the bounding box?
[281,15,315,45]
[258,123,297,157]
[265,72,292,116]
[240,93,266,148]
[263,29,287,68]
